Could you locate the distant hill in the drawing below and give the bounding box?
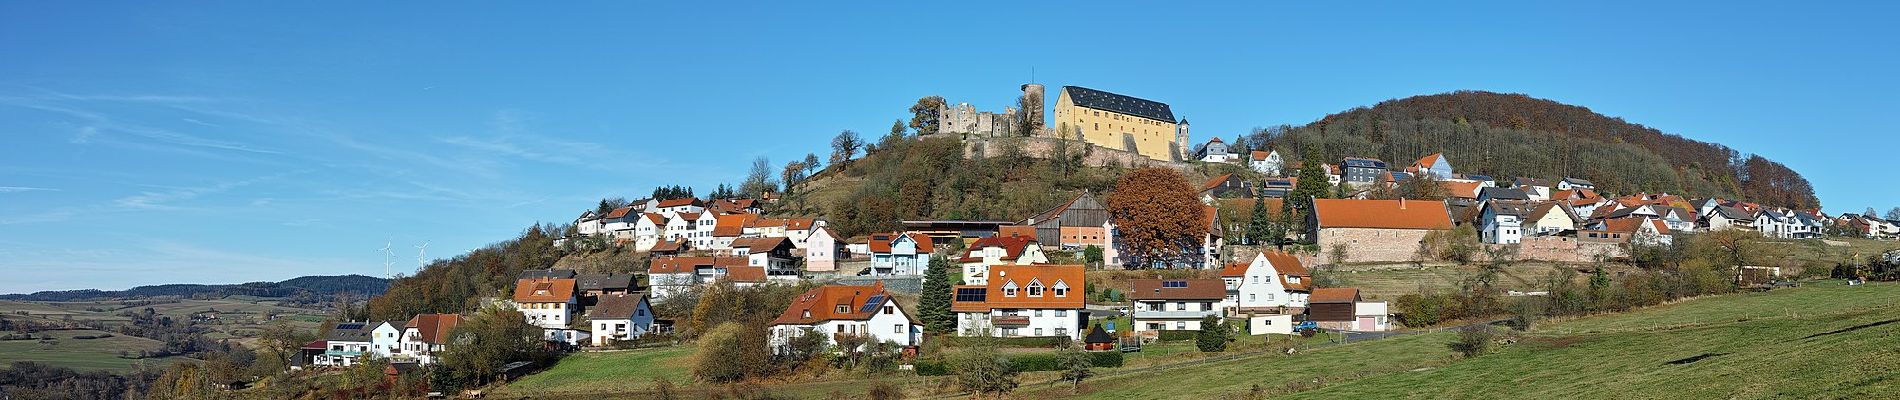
[0,274,391,302]
[1273,91,1818,209]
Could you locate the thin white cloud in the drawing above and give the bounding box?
[113,171,302,210]
[0,98,280,155]
[0,186,58,193]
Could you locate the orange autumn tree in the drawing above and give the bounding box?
[1106,167,1210,269]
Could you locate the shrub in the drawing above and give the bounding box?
[949,345,1017,396]
[867,381,903,400]
[914,360,949,376]
[943,335,1060,348]
[1156,330,1197,342]
[1448,325,1494,358]
[1195,316,1232,352]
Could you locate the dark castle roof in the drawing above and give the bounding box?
[1063,86,1175,123]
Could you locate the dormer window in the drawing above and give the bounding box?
[1003,281,1018,297]
[803,310,811,318]
[1052,280,1069,297]
[836,305,848,313]
[1028,281,1044,297]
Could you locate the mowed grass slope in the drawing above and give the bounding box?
[0,329,191,372]
[496,347,695,396]
[1049,282,1900,399]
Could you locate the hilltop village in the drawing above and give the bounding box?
[280,85,1899,398]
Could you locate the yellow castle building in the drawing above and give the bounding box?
[1051,86,1186,161]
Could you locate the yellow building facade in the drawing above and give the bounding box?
[1051,86,1182,161]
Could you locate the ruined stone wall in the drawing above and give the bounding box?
[1315,228,1435,263]
[964,136,1183,170]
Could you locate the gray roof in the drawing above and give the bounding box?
[1713,205,1753,220]
[1486,200,1536,217]
[519,269,576,280]
[576,273,634,291]
[1341,157,1386,169]
[1562,177,1596,186]
[1479,187,1530,201]
[324,321,380,342]
[1062,86,1175,123]
[1515,177,1553,187]
[1758,209,1787,221]
[587,293,649,320]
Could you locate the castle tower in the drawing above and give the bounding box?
[1021,83,1045,134]
[1175,117,1190,161]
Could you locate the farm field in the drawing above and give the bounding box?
[1035,281,1900,399]
[0,329,193,373]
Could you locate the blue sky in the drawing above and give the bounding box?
[1,2,1894,293]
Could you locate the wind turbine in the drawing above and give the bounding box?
[415,241,430,268]
[381,241,394,278]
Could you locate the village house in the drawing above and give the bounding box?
[1307,288,1388,332]
[313,322,376,367]
[514,277,586,346]
[585,293,656,346]
[1196,137,1238,163]
[1479,200,1536,244]
[633,213,668,251]
[1309,199,1455,263]
[1598,217,1673,246]
[1513,178,1554,201]
[574,210,603,237]
[399,313,462,366]
[1339,157,1388,188]
[1522,202,1581,236]
[664,212,700,243]
[575,273,634,298]
[1020,192,1111,255]
[1703,205,1756,231]
[369,321,402,358]
[729,236,801,281]
[958,235,1048,286]
[951,264,1087,339]
[596,206,640,240]
[653,197,705,217]
[648,256,764,301]
[1219,251,1311,315]
[1407,153,1453,180]
[805,225,842,272]
[1250,149,1283,176]
[1200,173,1255,201]
[1558,177,1596,191]
[1128,279,1226,333]
[867,232,934,276]
[694,211,724,249]
[768,282,921,354]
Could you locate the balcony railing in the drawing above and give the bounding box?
[991,316,1031,326]
[1132,310,1219,319]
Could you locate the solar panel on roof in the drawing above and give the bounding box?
[859,294,886,313]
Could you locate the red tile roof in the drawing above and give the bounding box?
[868,232,933,254]
[1220,262,1250,277]
[726,266,767,283]
[513,278,576,303]
[953,264,1085,312]
[1603,217,1668,235]
[601,206,634,219]
[1312,199,1453,230]
[1250,150,1271,161]
[959,235,1038,263]
[1440,181,1482,199]
[403,313,463,345]
[656,197,701,208]
[1262,250,1310,291]
[770,282,904,325]
[1310,288,1361,303]
[713,213,759,237]
[1128,279,1226,300]
[1202,174,1233,192]
[642,212,667,225]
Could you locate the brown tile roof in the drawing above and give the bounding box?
[1202,173,1233,192]
[403,313,463,345]
[1312,199,1453,230]
[953,264,1085,312]
[648,256,746,274]
[676,212,702,222]
[713,213,760,237]
[513,278,576,303]
[771,282,905,325]
[649,238,689,253]
[1440,181,1482,199]
[642,213,667,225]
[586,293,648,320]
[1603,217,1668,235]
[727,266,767,283]
[1220,262,1250,277]
[601,206,634,219]
[999,225,1037,239]
[1310,288,1361,303]
[1127,279,1226,300]
[868,232,933,254]
[959,235,1037,263]
[731,236,791,252]
[656,197,701,208]
[1250,150,1271,161]
[1217,197,1286,219]
[1262,251,1310,291]
[1412,153,1443,169]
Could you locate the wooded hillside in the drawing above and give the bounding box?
[1257,91,1817,209]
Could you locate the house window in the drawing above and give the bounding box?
[1176,302,1186,311]
[1174,321,1186,330]
[1035,328,1044,336]
[884,305,894,314]
[1028,282,1044,297]
[1056,328,1067,336]
[836,305,848,314]
[1249,294,1256,301]
[1035,309,1043,317]
[1055,310,1066,317]
[894,324,904,334]
[803,310,811,318]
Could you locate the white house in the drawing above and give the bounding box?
[958,235,1048,286]
[1479,200,1535,244]
[729,236,800,281]
[1522,202,1580,236]
[313,322,375,367]
[653,197,704,218]
[1558,177,1596,191]
[633,213,667,251]
[805,225,841,272]
[1513,178,1554,201]
[951,264,1087,339]
[598,206,640,240]
[665,212,699,242]
[768,282,921,353]
[586,293,656,346]
[1197,137,1238,163]
[399,314,462,366]
[868,232,934,276]
[514,278,587,346]
[1219,251,1310,315]
[369,321,402,358]
[1703,206,1756,231]
[695,211,724,249]
[574,210,603,237]
[1249,149,1283,176]
[647,256,762,301]
[1129,279,1225,333]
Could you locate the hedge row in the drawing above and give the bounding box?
[913,351,1123,376]
[1156,330,1197,341]
[940,335,1065,348]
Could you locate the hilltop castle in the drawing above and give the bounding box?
[936,84,1187,162]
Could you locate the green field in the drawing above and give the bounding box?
[496,347,696,396]
[0,297,328,372]
[1029,281,1900,399]
[0,329,193,372]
